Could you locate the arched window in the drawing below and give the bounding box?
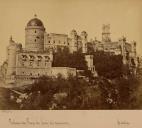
[45,56,50,62]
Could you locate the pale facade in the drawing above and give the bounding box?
[4,16,79,85]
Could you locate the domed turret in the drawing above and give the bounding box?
[81,31,88,39]
[27,17,44,27]
[70,29,77,39]
[25,15,45,51]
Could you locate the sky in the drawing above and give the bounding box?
[0,0,142,64]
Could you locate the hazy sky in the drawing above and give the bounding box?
[0,0,142,64]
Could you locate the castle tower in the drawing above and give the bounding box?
[102,24,111,42]
[6,36,22,77]
[119,36,128,64]
[70,29,78,53]
[131,41,137,68]
[81,31,88,53]
[85,55,97,76]
[131,41,137,58]
[25,15,45,51]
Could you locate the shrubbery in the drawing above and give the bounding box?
[17,74,140,110]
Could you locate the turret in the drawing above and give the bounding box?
[130,41,137,69]
[119,36,128,64]
[131,41,137,57]
[6,36,22,77]
[81,31,88,53]
[85,55,97,76]
[102,24,111,42]
[70,29,78,53]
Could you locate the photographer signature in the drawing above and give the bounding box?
[117,120,130,126]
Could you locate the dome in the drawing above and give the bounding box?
[71,29,77,33]
[81,31,87,36]
[81,31,87,34]
[27,17,44,27]
[70,29,77,36]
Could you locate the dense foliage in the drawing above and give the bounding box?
[93,51,124,79]
[1,48,142,110]
[52,47,87,70]
[7,75,140,110]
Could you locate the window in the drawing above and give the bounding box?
[30,73,32,76]
[53,40,55,43]
[45,56,50,62]
[35,39,36,42]
[35,30,36,33]
[48,41,50,43]
[30,61,33,66]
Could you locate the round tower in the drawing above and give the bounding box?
[81,31,88,53]
[6,36,22,76]
[70,29,78,53]
[25,15,45,51]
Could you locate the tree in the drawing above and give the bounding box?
[52,48,87,70]
[93,51,124,79]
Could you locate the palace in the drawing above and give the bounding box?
[0,15,138,86]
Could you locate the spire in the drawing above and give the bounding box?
[9,35,15,44]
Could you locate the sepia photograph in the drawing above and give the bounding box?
[0,0,142,111]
